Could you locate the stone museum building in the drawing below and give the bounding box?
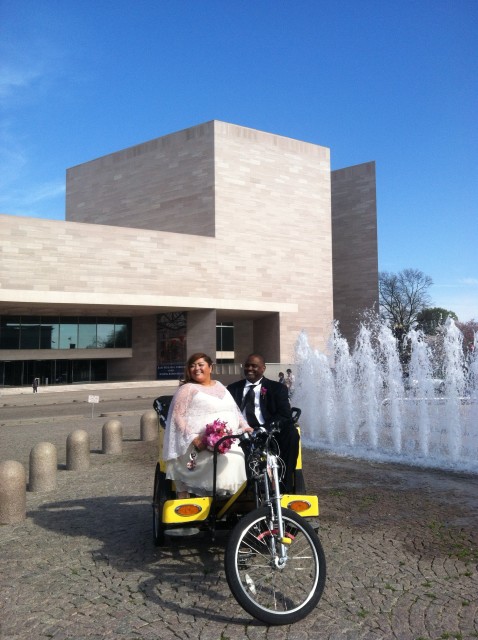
[0,120,378,387]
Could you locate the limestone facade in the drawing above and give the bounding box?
[331,161,379,339]
[0,121,378,383]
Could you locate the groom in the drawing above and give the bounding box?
[227,353,300,493]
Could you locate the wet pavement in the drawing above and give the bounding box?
[1,383,477,639]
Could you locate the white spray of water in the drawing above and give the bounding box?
[332,324,356,446]
[294,319,478,473]
[468,333,478,433]
[442,318,466,461]
[353,324,381,450]
[407,329,434,457]
[377,323,405,454]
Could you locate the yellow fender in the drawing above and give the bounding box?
[280,494,319,517]
[162,497,213,523]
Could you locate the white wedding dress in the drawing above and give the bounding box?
[163,381,249,496]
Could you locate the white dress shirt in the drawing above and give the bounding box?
[242,378,265,425]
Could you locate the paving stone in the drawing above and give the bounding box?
[1,385,478,639]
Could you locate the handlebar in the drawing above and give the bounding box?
[208,419,284,451]
[211,427,278,506]
[210,425,279,454]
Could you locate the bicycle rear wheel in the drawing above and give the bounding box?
[224,507,326,625]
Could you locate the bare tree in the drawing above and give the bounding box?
[379,268,433,338]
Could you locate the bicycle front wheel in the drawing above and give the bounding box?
[224,507,326,625]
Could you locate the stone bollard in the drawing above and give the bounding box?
[102,419,123,454]
[0,460,26,524]
[29,442,57,492]
[140,410,159,442]
[66,429,90,471]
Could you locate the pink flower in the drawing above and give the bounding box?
[260,387,267,397]
[201,419,233,454]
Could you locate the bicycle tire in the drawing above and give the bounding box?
[224,507,326,625]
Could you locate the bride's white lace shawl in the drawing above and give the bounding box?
[163,380,249,461]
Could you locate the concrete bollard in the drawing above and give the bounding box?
[29,442,57,492]
[66,429,90,471]
[102,419,123,454]
[140,410,159,442]
[0,460,27,524]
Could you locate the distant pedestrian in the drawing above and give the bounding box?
[278,371,285,385]
[285,369,295,399]
[32,378,39,393]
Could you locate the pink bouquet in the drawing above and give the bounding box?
[201,419,233,454]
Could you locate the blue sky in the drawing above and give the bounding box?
[1,0,477,321]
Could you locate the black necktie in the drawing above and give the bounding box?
[243,384,259,427]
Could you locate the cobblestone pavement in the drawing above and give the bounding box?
[1,385,477,640]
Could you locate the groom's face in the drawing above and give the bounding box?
[244,356,266,383]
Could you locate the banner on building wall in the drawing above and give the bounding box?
[157,363,184,380]
[157,312,186,379]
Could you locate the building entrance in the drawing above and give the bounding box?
[0,359,108,387]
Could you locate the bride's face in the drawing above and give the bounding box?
[189,358,212,385]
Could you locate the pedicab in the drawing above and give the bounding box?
[151,395,326,625]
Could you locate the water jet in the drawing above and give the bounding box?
[295,318,478,473]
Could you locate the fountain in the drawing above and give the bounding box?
[294,318,478,474]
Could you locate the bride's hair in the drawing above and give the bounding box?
[182,352,214,384]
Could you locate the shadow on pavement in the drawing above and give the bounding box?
[30,494,256,625]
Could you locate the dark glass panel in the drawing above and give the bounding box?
[114,319,131,347]
[55,360,69,384]
[78,318,98,348]
[216,323,234,351]
[0,316,21,349]
[90,359,107,381]
[96,318,115,348]
[40,317,60,349]
[19,316,41,349]
[221,326,234,351]
[59,318,79,349]
[72,359,90,383]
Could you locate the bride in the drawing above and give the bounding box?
[163,352,253,498]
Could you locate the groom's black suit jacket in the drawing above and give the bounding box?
[227,376,298,492]
[227,376,292,429]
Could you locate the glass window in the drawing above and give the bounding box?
[217,323,234,351]
[55,361,69,384]
[97,318,115,348]
[78,319,97,348]
[72,359,91,383]
[0,316,21,349]
[0,315,132,350]
[59,318,79,349]
[114,319,131,347]
[20,317,42,349]
[90,359,107,381]
[40,317,60,349]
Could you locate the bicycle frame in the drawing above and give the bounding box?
[244,429,295,563]
[268,450,290,564]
